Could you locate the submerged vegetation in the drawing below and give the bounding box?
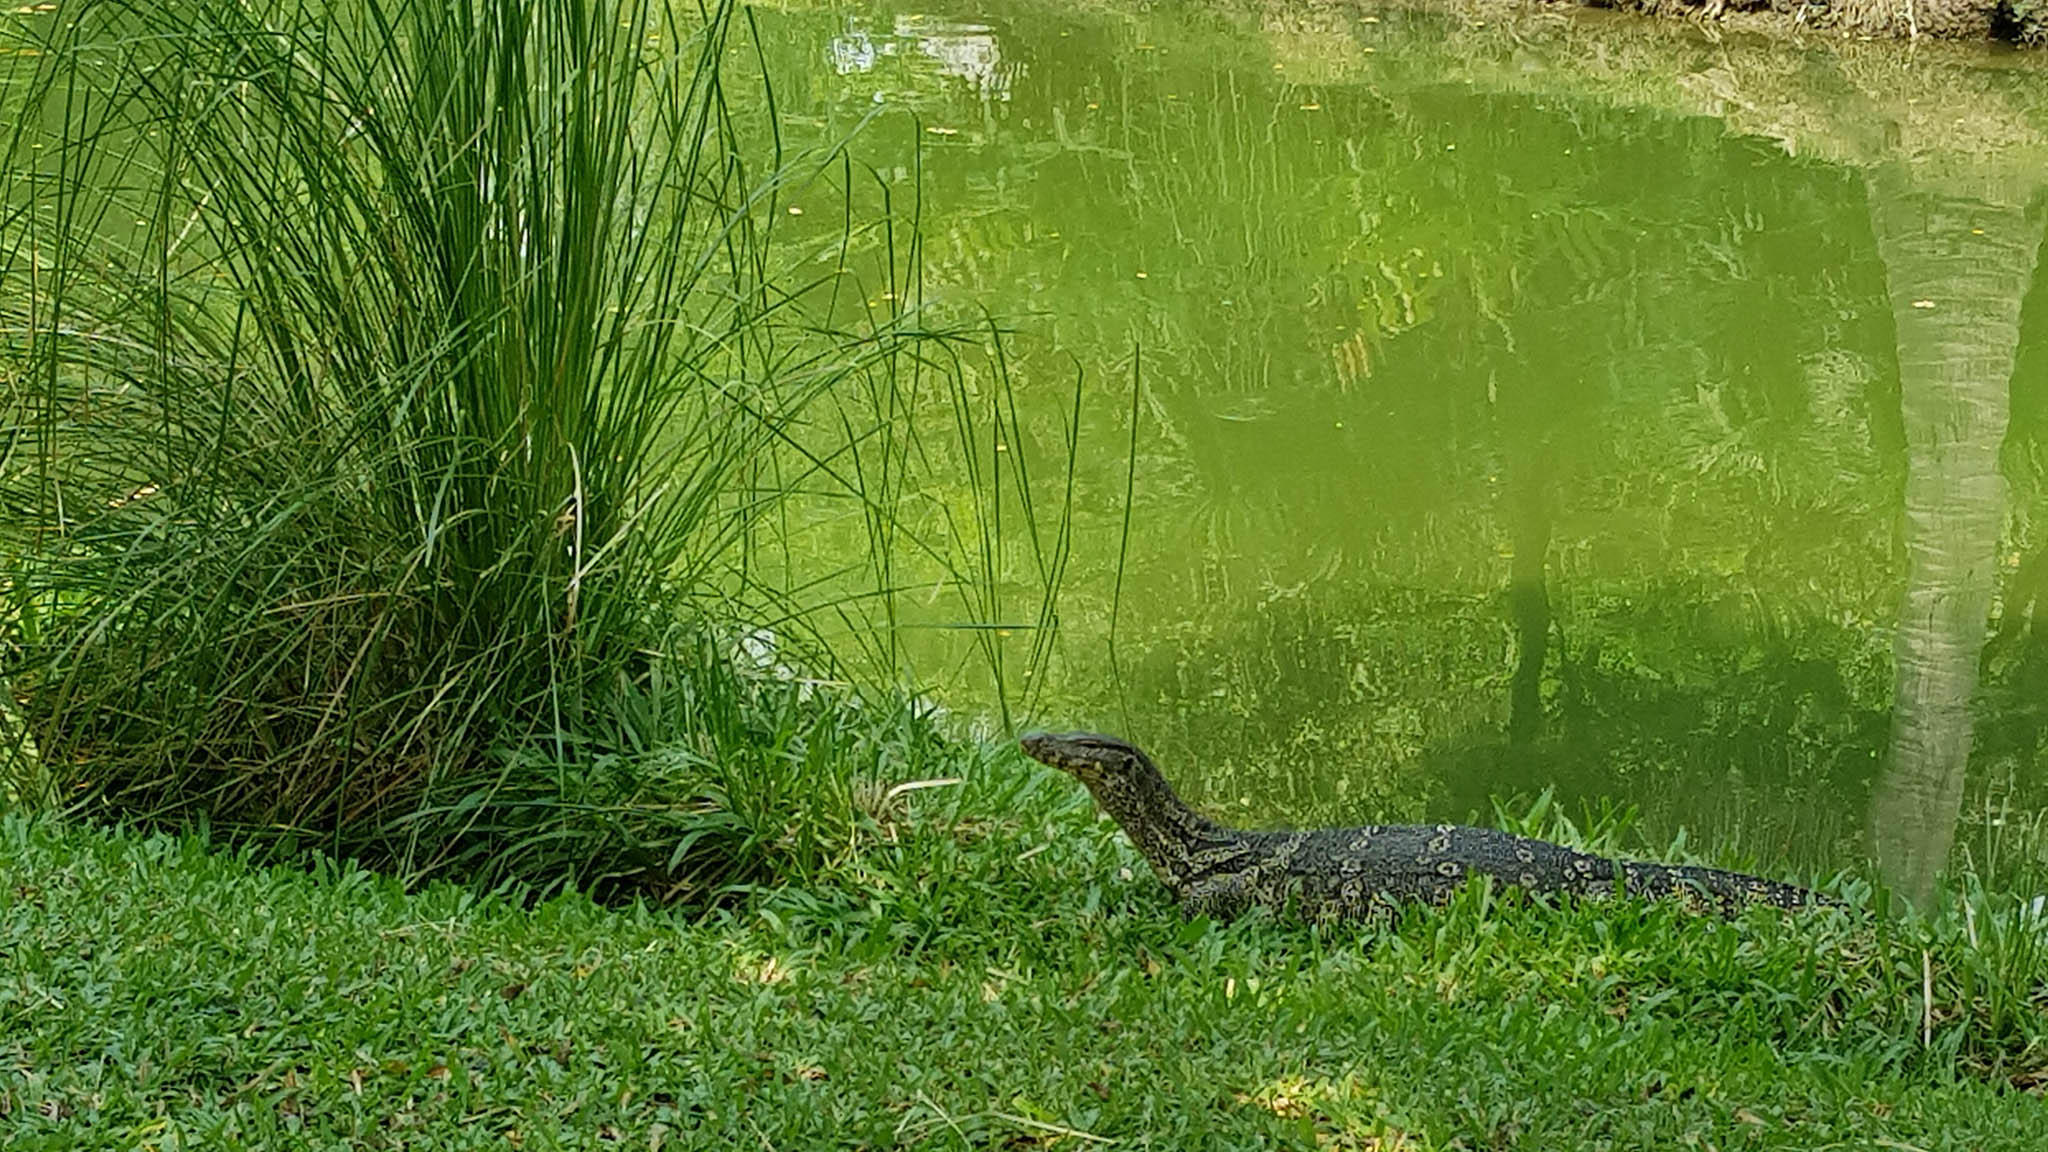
[0,0,1057,894]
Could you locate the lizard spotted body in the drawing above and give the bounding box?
[1022,731,1837,921]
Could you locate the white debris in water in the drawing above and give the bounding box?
[737,627,780,672]
[828,16,1020,101]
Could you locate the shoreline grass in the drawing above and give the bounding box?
[0,0,1068,896]
[4,752,2044,1149]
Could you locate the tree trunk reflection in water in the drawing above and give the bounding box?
[1866,165,2044,905]
[1506,400,1553,748]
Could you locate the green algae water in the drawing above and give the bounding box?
[749,2,2048,886]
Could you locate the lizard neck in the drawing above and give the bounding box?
[1081,756,1239,890]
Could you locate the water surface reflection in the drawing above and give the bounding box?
[758,1,2048,893]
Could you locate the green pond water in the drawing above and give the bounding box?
[747,1,2048,883]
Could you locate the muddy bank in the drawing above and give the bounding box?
[1588,0,2043,45]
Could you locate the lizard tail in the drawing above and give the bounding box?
[1619,860,1836,914]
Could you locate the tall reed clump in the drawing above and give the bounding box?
[0,0,1048,896]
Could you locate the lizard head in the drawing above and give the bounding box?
[1020,730,1215,890]
[1019,730,1155,792]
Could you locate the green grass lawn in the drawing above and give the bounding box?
[3,755,2045,1150]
